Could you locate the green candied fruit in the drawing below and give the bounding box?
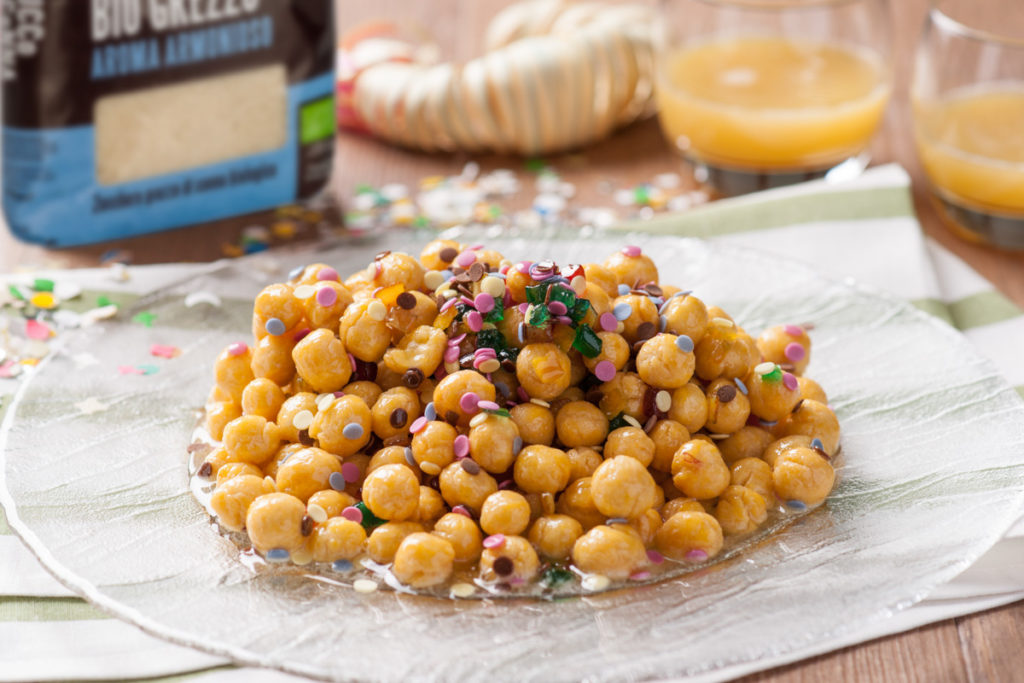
[572,324,603,358]
[525,283,550,305]
[482,407,511,418]
[608,412,630,431]
[483,306,505,324]
[569,298,591,323]
[542,566,575,588]
[526,304,551,327]
[547,284,577,308]
[762,367,783,383]
[476,328,506,351]
[354,502,387,531]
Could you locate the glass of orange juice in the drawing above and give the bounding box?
[912,1,1024,249]
[656,0,892,196]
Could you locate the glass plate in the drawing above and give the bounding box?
[3,233,1024,682]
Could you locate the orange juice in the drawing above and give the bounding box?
[656,37,890,171]
[914,86,1024,215]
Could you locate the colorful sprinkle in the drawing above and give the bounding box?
[622,245,642,257]
[685,549,708,562]
[341,506,364,523]
[598,312,618,332]
[617,284,630,296]
[342,423,364,440]
[316,286,338,307]
[332,559,353,572]
[483,534,506,549]
[466,310,484,332]
[409,416,428,434]
[292,410,314,430]
[784,342,806,362]
[460,392,480,414]
[455,251,477,267]
[367,300,387,321]
[612,303,632,321]
[317,267,339,281]
[547,301,568,316]
[710,316,733,329]
[452,505,472,518]
[513,436,523,454]
[184,291,222,308]
[629,571,652,581]
[30,292,56,309]
[570,275,587,295]
[787,499,808,510]
[784,324,804,337]
[453,434,470,459]
[424,402,437,420]
[755,361,776,376]
[150,344,180,359]
[293,285,316,300]
[474,292,496,313]
[307,504,328,523]
[646,549,665,564]
[655,390,672,413]
[266,548,290,562]
[811,438,825,450]
[265,318,286,336]
[353,579,378,594]
[132,311,157,327]
[594,360,617,382]
[582,574,610,591]
[783,372,799,391]
[674,335,694,353]
[478,400,500,411]
[329,472,346,491]
[450,582,476,598]
[341,462,361,482]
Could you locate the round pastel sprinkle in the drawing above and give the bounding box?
[341,506,363,523]
[450,582,476,598]
[455,251,477,267]
[478,400,500,411]
[367,300,387,321]
[293,284,316,300]
[353,579,378,594]
[443,345,460,363]
[784,342,806,362]
[630,570,652,581]
[227,342,248,356]
[472,292,494,314]
[513,436,524,454]
[452,505,472,518]
[480,276,506,299]
[424,271,446,290]
[546,301,567,316]
[453,434,470,458]
[622,245,642,257]
[655,390,672,413]
[409,416,428,434]
[647,549,665,564]
[342,423,364,440]
[329,472,346,491]
[341,462,361,482]
[316,286,338,307]
[266,548,290,562]
[466,310,484,332]
[811,438,825,451]
[685,549,708,562]
[783,372,799,391]
[482,534,506,549]
[613,302,633,321]
[332,559,353,572]
[674,335,694,353]
[755,361,776,375]
[594,360,616,382]
[599,312,618,332]
[265,318,286,336]
[460,392,480,413]
[570,275,587,295]
[316,267,338,281]
[606,517,628,525]
[478,358,501,374]
[784,324,804,337]
[735,377,748,395]
[307,503,328,523]
[617,284,630,296]
[292,410,314,431]
[787,499,808,510]
[582,574,610,592]
[404,447,417,468]
[424,402,437,421]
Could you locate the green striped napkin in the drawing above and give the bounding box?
[1,163,1022,683]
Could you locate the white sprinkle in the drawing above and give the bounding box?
[353,579,378,594]
[755,361,776,375]
[316,394,336,412]
[292,410,314,430]
[480,276,506,299]
[709,433,732,440]
[424,270,446,291]
[293,285,316,300]
[470,413,488,428]
[530,398,550,408]
[307,503,328,523]
[582,574,611,591]
[623,415,643,429]
[450,582,476,598]
[655,391,672,413]
[367,300,387,321]
[710,317,734,328]
[184,291,222,308]
[53,281,82,300]
[614,189,636,206]
[420,462,441,476]
[380,183,409,201]
[353,193,377,211]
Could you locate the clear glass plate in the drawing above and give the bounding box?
[3,232,1024,682]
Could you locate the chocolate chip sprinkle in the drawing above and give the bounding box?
[644,283,663,297]
[396,292,417,310]
[813,446,831,461]
[445,410,460,425]
[460,458,481,475]
[468,262,485,282]
[716,385,737,403]
[636,321,657,340]
[402,368,424,388]
[390,408,408,428]
[197,461,213,477]
[493,556,514,576]
[298,429,315,446]
[439,247,458,263]
[300,515,314,537]
[792,399,804,414]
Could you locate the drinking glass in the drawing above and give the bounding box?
[656,0,892,196]
[912,0,1024,249]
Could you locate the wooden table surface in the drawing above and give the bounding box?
[3,0,1023,680]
